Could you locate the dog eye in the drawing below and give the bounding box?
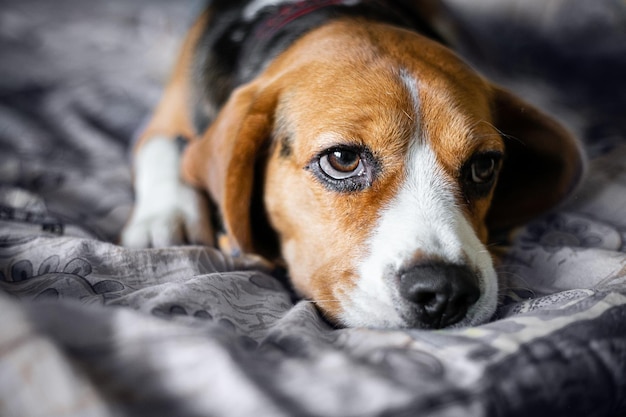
[462,151,503,199]
[319,149,364,179]
[470,156,496,184]
[308,145,378,192]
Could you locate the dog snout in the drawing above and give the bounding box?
[399,263,480,329]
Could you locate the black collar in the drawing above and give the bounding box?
[249,0,445,43]
[253,0,355,40]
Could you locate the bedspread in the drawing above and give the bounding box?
[1,0,625,416]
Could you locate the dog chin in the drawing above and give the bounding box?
[336,298,497,330]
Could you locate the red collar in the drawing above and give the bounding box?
[255,0,352,38]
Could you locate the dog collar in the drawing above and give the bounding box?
[254,0,358,39]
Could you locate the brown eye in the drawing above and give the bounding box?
[319,149,364,179]
[462,151,502,199]
[471,156,496,184]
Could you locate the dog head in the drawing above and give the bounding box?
[183,19,583,328]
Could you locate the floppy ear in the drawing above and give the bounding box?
[181,81,280,258]
[487,86,585,233]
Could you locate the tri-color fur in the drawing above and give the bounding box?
[122,0,584,329]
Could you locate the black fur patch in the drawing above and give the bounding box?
[190,0,445,136]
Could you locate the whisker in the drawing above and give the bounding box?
[494,269,537,298]
[471,132,505,140]
[473,119,523,144]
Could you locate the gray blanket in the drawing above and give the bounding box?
[1,0,625,416]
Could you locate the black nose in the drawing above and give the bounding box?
[399,263,480,329]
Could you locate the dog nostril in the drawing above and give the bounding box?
[413,290,438,307]
[399,263,480,329]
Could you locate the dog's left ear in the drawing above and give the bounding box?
[487,86,585,233]
[182,80,280,258]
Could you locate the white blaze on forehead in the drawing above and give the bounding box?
[338,71,498,328]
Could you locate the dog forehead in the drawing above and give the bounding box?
[274,71,415,161]
[266,19,502,165]
[277,69,498,169]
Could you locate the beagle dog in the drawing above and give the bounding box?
[122,0,583,329]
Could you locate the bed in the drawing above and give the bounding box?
[1,0,625,416]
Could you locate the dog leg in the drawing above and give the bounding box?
[121,11,214,248]
[121,136,214,248]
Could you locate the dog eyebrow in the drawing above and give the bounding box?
[279,134,292,158]
[273,111,293,158]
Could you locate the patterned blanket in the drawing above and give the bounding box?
[1,0,625,416]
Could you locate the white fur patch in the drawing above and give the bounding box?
[121,136,213,248]
[338,72,498,328]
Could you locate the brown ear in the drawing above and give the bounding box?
[487,86,585,232]
[181,81,279,257]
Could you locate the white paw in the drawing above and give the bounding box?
[121,136,215,248]
[121,183,214,248]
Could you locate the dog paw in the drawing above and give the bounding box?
[121,182,214,248]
